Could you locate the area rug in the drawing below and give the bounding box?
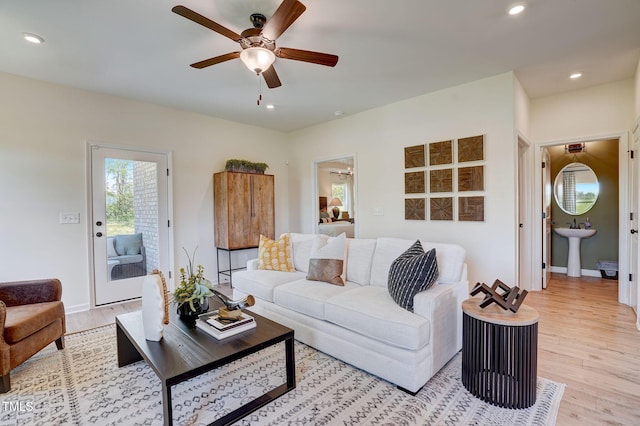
[0,325,564,425]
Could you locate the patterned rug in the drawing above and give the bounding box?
[0,324,564,425]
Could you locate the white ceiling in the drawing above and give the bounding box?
[1,0,639,133]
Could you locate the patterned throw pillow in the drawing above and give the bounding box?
[307,233,346,286]
[258,233,296,272]
[387,240,439,312]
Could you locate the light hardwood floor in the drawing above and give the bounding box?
[64,275,640,424]
[525,273,640,425]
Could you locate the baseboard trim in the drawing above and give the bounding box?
[549,266,601,278]
[65,303,91,314]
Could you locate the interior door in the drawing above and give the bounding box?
[630,123,639,314]
[90,145,170,306]
[542,148,552,289]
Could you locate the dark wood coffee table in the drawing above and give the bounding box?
[116,307,295,426]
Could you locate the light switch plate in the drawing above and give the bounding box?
[60,212,80,224]
[373,207,384,216]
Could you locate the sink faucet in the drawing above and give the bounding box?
[568,218,580,229]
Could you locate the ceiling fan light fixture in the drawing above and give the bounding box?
[240,47,276,74]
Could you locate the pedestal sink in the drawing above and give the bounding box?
[553,228,597,277]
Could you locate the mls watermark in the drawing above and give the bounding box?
[1,400,34,412]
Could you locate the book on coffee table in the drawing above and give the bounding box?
[196,310,256,340]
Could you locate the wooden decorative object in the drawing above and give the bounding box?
[459,196,484,221]
[429,140,453,165]
[458,166,484,192]
[405,198,426,220]
[458,135,484,162]
[152,269,170,325]
[430,197,453,220]
[470,279,528,313]
[404,145,426,168]
[405,171,425,194]
[429,169,453,193]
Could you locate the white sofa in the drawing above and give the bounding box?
[232,233,468,393]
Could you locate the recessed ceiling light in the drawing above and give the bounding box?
[23,33,44,44]
[266,104,275,109]
[334,111,344,116]
[508,4,526,15]
[570,72,583,80]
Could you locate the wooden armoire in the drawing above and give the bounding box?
[213,171,275,249]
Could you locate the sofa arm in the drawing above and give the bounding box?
[0,279,63,307]
[247,258,259,270]
[413,281,463,371]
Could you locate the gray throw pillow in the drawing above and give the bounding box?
[387,240,439,312]
[114,233,143,256]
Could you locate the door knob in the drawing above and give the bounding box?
[631,229,638,234]
[96,221,103,226]
[96,232,103,237]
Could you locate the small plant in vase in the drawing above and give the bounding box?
[172,248,215,320]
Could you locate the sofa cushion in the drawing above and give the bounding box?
[258,234,295,272]
[113,254,144,265]
[307,233,346,286]
[419,241,466,284]
[325,286,430,351]
[273,279,360,320]
[3,302,65,344]
[114,233,142,256]
[387,241,439,312]
[232,270,306,302]
[370,238,466,286]
[289,233,327,273]
[345,238,377,285]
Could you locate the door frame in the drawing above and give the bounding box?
[517,134,533,290]
[86,141,175,308]
[531,132,629,304]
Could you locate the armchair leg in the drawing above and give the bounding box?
[55,336,65,350]
[0,373,10,393]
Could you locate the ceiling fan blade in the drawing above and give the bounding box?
[276,47,339,67]
[262,0,306,41]
[262,66,282,88]
[190,52,241,69]
[172,5,242,42]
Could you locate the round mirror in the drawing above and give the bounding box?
[553,162,599,215]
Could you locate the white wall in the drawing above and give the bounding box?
[636,57,640,119]
[531,79,635,142]
[0,72,288,312]
[288,73,518,287]
[514,76,531,138]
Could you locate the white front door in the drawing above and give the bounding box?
[90,144,171,306]
[542,148,552,289]
[630,123,640,316]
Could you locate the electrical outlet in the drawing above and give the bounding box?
[60,212,80,224]
[373,207,384,216]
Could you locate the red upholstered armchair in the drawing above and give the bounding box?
[0,278,66,393]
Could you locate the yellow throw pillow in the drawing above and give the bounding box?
[258,233,296,272]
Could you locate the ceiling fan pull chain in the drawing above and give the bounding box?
[256,73,263,106]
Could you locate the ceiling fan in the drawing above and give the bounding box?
[172,0,339,89]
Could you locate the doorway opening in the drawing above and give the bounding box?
[313,155,357,237]
[530,135,629,305]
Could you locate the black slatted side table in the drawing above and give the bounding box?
[461,298,539,409]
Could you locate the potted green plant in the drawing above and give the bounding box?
[172,248,214,320]
[225,159,269,174]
